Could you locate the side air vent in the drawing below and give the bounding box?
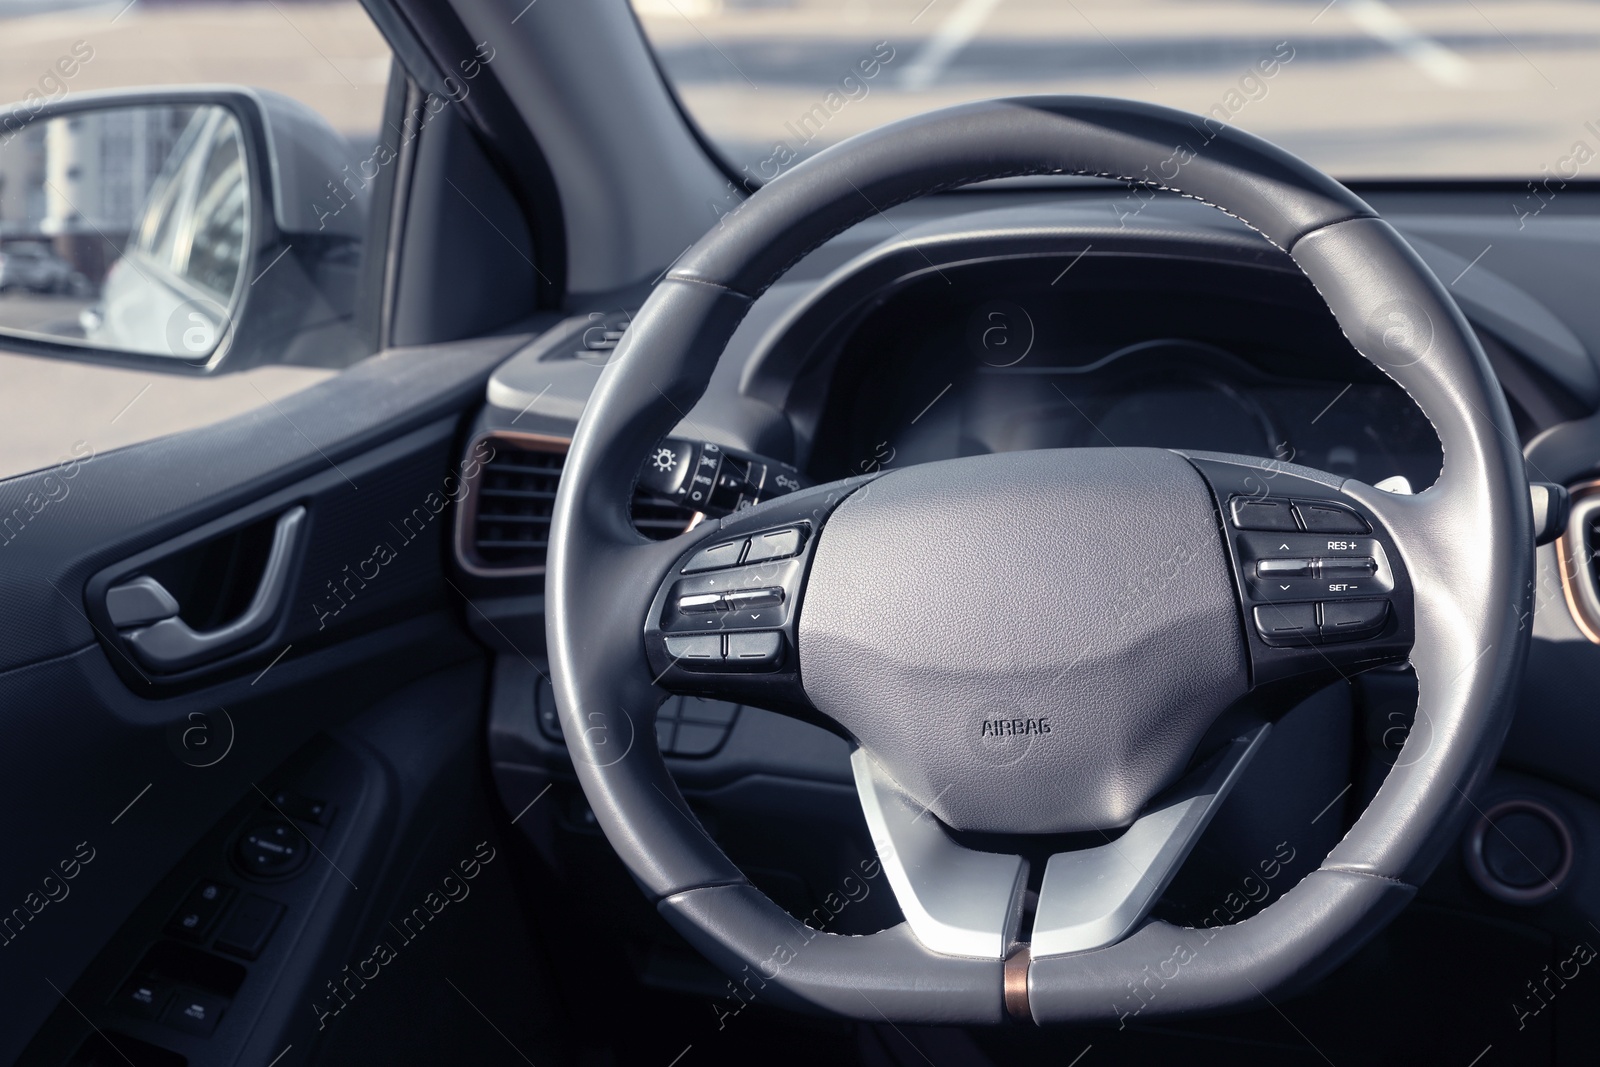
[456,432,699,577]
[459,434,568,576]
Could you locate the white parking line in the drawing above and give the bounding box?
[1344,0,1472,86]
[899,0,1004,91]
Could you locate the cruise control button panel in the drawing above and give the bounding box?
[1190,458,1414,686]
[664,562,802,634]
[643,472,877,718]
[1253,555,1376,582]
[1236,532,1390,600]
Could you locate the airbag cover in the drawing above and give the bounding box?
[799,448,1248,834]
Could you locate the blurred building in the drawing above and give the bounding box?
[0,121,45,239]
[0,106,190,280]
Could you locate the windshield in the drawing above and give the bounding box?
[631,0,1599,183]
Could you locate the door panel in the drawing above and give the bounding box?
[0,334,523,1063]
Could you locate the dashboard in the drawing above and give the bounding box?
[476,189,1600,590]
[487,190,1600,493]
[799,254,1444,492]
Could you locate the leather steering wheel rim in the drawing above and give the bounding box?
[545,96,1532,1025]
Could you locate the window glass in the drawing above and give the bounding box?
[0,3,393,479]
[631,0,1600,181]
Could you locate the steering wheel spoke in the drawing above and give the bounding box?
[1031,724,1270,957]
[852,749,1030,960]
[852,724,1269,965]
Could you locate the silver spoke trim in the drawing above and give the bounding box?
[1031,725,1271,959]
[851,749,1028,960]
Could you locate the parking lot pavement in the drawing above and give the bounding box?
[7,0,1595,180]
[0,0,390,139]
[0,347,334,479]
[0,292,89,339]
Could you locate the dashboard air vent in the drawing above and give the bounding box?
[457,432,700,576]
[464,436,567,575]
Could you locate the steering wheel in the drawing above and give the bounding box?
[545,97,1532,1025]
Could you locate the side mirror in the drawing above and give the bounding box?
[0,87,372,369]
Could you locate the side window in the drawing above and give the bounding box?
[0,5,394,478]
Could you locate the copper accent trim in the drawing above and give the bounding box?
[1555,480,1600,643]
[1003,945,1032,1023]
[453,431,571,578]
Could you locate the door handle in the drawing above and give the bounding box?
[109,506,306,672]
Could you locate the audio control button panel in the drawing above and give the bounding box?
[642,475,876,719]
